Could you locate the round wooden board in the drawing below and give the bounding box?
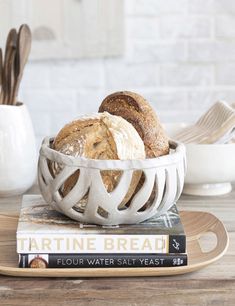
[0,211,229,277]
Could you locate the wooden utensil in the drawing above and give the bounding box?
[12,24,32,105]
[6,48,16,105]
[1,28,17,104]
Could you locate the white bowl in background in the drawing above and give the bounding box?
[164,123,235,196]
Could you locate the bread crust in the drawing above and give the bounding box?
[50,113,145,209]
[99,91,169,158]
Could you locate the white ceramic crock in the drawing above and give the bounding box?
[0,103,37,197]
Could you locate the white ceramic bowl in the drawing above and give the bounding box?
[38,137,186,225]
[165,123,235,196]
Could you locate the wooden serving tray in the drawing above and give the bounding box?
[0,211,229,277]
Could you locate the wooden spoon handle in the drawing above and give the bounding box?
[6,49,16,105]
[2,28,17,104]
[12,24,32,105]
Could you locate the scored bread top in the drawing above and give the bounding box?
[51,112,145,202]
[52,112,145,161]
[99,91,169,158]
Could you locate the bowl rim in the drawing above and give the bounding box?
[0,101,24,108]
[39,137,185,170]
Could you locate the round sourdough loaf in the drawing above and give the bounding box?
[50,112,145,207]
[99,91,169,158]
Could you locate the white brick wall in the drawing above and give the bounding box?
[18,0,235,147]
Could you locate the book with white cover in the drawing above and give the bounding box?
[17,195,186,254]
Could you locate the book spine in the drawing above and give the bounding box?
[17,234,186,254]
[19,253,188,268]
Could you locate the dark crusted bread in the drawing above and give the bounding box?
[99,91,169,158]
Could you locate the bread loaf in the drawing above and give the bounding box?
[50,112,145,207]
[99,91,170,209]
[99,91,169,158]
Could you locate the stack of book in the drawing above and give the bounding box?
[17,195,187,268]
